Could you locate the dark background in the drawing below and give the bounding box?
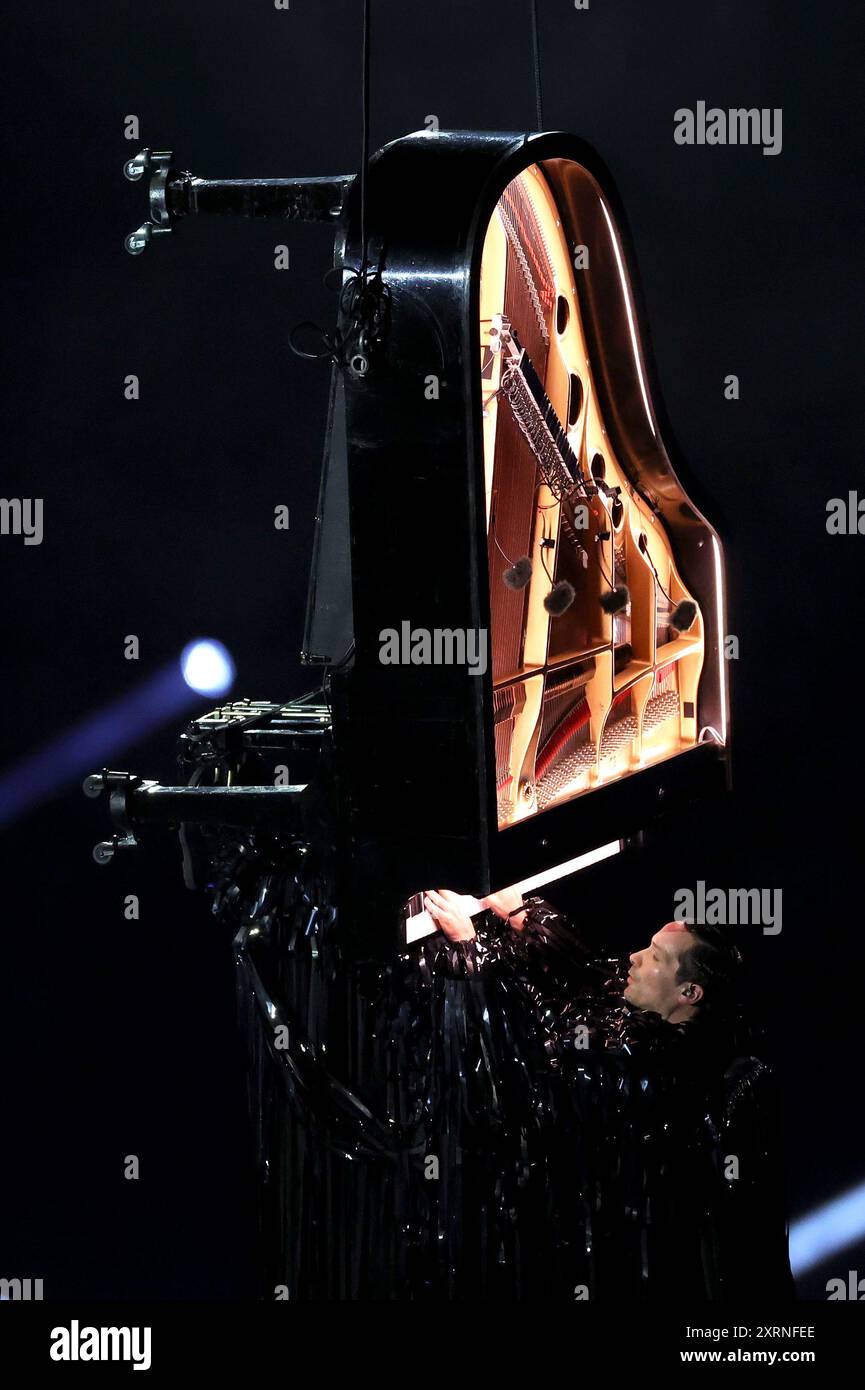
[1,0,862,1299]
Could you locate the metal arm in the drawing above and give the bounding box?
[123,147,353,254]
[83,769,307,862]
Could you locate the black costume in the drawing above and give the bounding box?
[227,864,795,1300]
[414,896,796,1301]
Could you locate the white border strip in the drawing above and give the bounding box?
[405,840,622,944]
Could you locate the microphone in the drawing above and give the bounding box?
[599,584,630,615]
[544,580,575,615]
[502,556,533,590]
[636,533,698,633]
[670,599,697,632]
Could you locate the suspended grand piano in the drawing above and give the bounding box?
[88,130,732,1296]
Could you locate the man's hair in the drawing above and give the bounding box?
[676,922,745,1016]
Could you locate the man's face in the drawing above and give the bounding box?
[624,922,700,1021]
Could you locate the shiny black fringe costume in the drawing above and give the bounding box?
[225,841,795,1301]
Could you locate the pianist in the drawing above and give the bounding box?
[423,885,734,1027]
[420,884,795,1301]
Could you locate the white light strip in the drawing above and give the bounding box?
[405,840,622,944]
[509,839,622,896]
[599,199,655,438]
[711,534,728,744]
[789,1181,865,1276]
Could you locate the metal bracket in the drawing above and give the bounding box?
[92,833,138,866]
[123,148,179,254]
[83,769,157,860]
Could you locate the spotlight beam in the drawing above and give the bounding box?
[789,1180,865,1276]
[0,642,235,827]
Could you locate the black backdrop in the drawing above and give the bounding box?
[1,0,862,1299]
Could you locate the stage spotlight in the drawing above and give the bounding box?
[180,639,235,696]
[0,639,237,826]
[789,1180,865,1275]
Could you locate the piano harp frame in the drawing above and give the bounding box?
[479,163,707,829]
[332,131,730,949]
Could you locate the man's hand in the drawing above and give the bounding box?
[479,886,527,929]
[424,889,477,942]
